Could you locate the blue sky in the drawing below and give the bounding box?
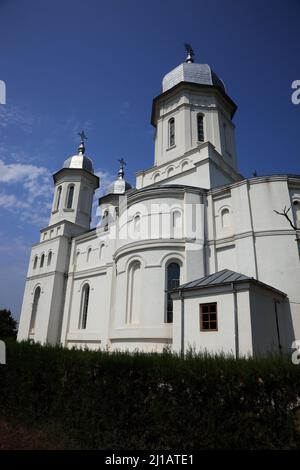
[0,0,299,320]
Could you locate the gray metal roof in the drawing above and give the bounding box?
[162,63,225,93]
[63,154,94,173]
[178,269,252,290]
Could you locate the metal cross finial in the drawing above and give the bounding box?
[118,158,126,179]
[118,158,126,168]
[77,130,87,155]
[78,130,88,143]
[184,43,195,63]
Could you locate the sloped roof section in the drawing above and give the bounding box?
[179,269,251,289]
[171,269,286,297]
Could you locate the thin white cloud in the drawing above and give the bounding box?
[0,105,34,132]
[0,158,52,226]
[0,159,48,183]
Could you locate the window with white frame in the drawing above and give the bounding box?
[168,118,175,147]
[79,283,90,329]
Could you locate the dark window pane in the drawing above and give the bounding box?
[166,262,180,323]
[200,303,217,331]
[197,115,204,142]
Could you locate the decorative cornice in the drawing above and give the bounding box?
[114,238,185,262]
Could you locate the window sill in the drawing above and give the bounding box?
[166,145,176,152]
[51,209,59,215]
[63,208,75,212]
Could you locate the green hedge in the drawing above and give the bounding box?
[0,340,300,449]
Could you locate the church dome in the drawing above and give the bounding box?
[63,154,94,173]
[162,46,225,93]
[105,159,132,195]
[162,62,225,93]
[63,136,94,173]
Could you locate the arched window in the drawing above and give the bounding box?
[166,262,180,323]
[172,210,181,229]
[102,210,109,231]
[66,184,74,209]
[133,214,141,232]
[168,118,175,147]
[167,167,174,178]
[126,260,141,324]
[221,208,231,228]
[40,253,45,268]
[30,286,41,334]
[171,210,182,238]
[87,247,92,262]
[47,251,52,266]
[197,114,204,142]
[99,243,104,259]
[75,250,80,264]
[153,172,160,183]
[55,186,62,211]
[33,255,38,269]
[79,283,90,329]
[293,200,300,227]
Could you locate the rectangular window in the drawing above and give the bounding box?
[169,118,175,147]
[200,302,218,331]
[197,115,204,142]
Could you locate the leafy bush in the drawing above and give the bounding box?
[0,309,17,339]
[0,340,300,449]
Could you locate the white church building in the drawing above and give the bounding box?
[18,48,300,356]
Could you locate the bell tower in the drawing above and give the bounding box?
[17,133,99,345]
[136,46,243,190]
[49,132,99,229]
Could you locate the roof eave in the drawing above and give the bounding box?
[151,82,237,127]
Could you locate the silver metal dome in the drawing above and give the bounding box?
[162,62,225,93]
[63,154,94,173]
[63,140,94,173]
[105,159,132,195]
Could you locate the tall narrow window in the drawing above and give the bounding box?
[133,214,141,233]
[221,208,231,228]
[171,210,182,239]
[169,118,175,147]
[79,283,90,329]
[55,186,62,211]
[66,185,74,209]
[33,256,38,269]
[166,262,180,323]
[30,286,41,334]
[197,114,204,142]
[40,253,45,268]
[47,251,52,266]
[200,303,218,331]
[87,247,92,263]
[99,243,104,259]
[293,200,300,227]
[126,261,141,324]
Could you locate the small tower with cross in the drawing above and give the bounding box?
[49,131,99,230]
